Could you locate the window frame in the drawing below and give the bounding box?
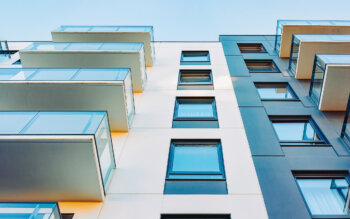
[173,97,218,121]
[178,69,213,86]
[237,43,267,53]
[166,139,226,180]
[293,170,350,219]
[180,51,211,65]
[254,82,299,101]
[269,116,330,146]
[245,59,281,73]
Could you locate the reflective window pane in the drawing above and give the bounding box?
[0,112,37,134]
[272,122,320,142]
[256,84,297,100]
[179,70,212,84]
[29,69,77,81]
[238,43,267,53]
[181,51,210,62]
[245,60,280,73]
[297,178,350,215]
[177,103,214,118]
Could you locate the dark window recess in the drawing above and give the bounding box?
[255,82,298,101]
[0,50,18,55]
[180,51,211,65]
[178,69,213,90]
[172,97,219,128]
[12,59,21,65]
[161,214,231,219]
[245,59,280,73]
[237,43,267,53]
[164,139,227,194]
[62,213,74,219]
[270,116,329,146]
[293,171,350,218]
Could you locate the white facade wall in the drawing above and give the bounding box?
[4,42,267,218]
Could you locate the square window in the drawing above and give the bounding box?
[294,171,350,217]
[245,59,280,73]
[270,116,328,146]
[255,83,298,100]
[181,51,211,65]
[164,140,227,194]
[178,69,213,90]
[172,97,218,128]
[161,214,231,219]
[237,43,267,53]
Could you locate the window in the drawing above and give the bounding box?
[164,140,227,194]
[245,59,280,73]
[180,51,210,65]
[270,116,328,146]
[255,82,298,100]
[62,213,74,219]
[237,43,267,53]
[178,69,213,90]
[12,59,21,65]
[294,171,350,217]
[341,95,350,146]
[172,97,219,128]
[161,214,230,219]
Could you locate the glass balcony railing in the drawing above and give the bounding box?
[0,68,129,81]
[0,202,60,219]
[54,25,154,41]
[274,20,350,52]
[288,34,350,75]
[22,42,143,51]
[341,95,350,145]
[0,111,115,188]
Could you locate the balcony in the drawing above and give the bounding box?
[341,95,350,145]
[52,26,154,67]
[310,55,350,111]
[0,111,115,201]
[0,68,134,131]
[288,34,350,79]
[274,20,350,57]
[19,42,146,92]
[0,202,61,218]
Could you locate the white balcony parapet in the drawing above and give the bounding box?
[0,111,115,201]
[20,42,146,92]
[52,25,154,67]
[0,68,134,131]
[275,20,350,57]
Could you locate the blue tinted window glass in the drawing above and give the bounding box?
[117,26,148,32]
[29,69,77,81]
[177,103,214,118]
[297,179,350,215]
[99,43,142,51]
[73,69,128,81]
[21,112,104,134]
[65,43,101,50]
[90,26,118,31]
[272,122,320,141]
[63,26,91,31]
[0,112,37,134]
[0,202,60,218]
[172,145,220,172]
[181,51,210,62]
[0,69,36,80]
[256,84,296,100]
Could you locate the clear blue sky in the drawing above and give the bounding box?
[2,0,350,41]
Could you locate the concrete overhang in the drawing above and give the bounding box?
[51,25,154,67]
[0,68,134,131]
[19,42,146,92]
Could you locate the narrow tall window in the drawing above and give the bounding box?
[164,140,227,194]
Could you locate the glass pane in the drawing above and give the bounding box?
[124,73,135,124]
[289,40,300,75]
[99,43,142,51]
[297,179,350,215]
[21,112,104,134]
[180,71,211,84]
[0,202,60,219]
[0,69,36,80]
[246,61,279,73]
[117,26,148,32]
[63,26,91,31]
[95,116,115,187]
[177,102,214,118]
[90,26,118,31]
[257,85,295,99]
[0,112,37,134]
[310,62,325,104]
[182,52,210,62]
[172,145,220,172]
[272,121,320,142]
[238,43,266,53]
[29,69,77,81]
[65,43,101,50]
[73,69,128,81]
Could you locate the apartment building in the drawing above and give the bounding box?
[0,20,349,219]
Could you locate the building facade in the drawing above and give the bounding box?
[0,21,349,219]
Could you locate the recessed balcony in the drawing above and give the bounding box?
[288,34,350,79]
[275,20,350,57]
[0,68,134,131]
[19,42,146,92]
[51,25,154,67]
[0,111,115,201]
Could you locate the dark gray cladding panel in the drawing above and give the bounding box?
[240,107,284,156]
[232,77,262,107]
[225,56,250,77]
[221,41,240,56]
